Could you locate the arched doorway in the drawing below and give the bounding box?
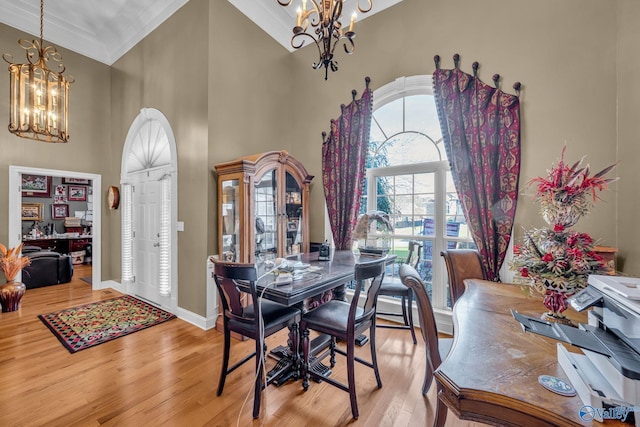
[120,108,178,311]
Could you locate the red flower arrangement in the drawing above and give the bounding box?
[528,146,617,228]
[510,148,617,320]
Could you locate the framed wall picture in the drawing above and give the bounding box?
[52,204,69,219]
[69,185,87,201]
[62,177,90,185]
[21,174,51,197]
[21,203,43,221]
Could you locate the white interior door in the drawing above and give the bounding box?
[132,173,163,305]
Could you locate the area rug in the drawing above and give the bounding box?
[38,295,176,353]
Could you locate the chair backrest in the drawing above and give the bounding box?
[399,263,442,367]
[440,249,485,307]
[212,259,259,326]
[350,256,387,327]
[405,240,423,269]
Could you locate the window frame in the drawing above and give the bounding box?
[358,75,475,333]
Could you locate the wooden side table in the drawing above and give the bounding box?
[594,245,617,274]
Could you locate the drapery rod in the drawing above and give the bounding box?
[322,76,372,143]
[350,76,371,101]
[434,54,521,95]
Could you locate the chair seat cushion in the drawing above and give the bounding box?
[230,300,300,336]
[378,277,411,295]
[302,300,364,332]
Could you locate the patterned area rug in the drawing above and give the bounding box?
[38,295,176,353]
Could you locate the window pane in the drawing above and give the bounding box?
[372,98,403,137]
[406,94,443,141]
[376,176,391,195]
[395,194,413,217]
[370,119,386,143]
[415,173,435,194]
[383,133,440,166]
[413,194,430,216]
[376,195,393,213]
[394,174,413,195]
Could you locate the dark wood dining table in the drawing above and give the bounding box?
[234,250,394,385]
[246,250,394,308]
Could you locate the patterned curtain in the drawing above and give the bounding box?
[322,77,373,250]
[433,55,521,281]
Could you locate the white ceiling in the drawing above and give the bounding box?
[0,0,403,65]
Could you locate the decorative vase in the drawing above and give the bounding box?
[541,289,571,323]
[540,195,587,228]
[0,280,26,312]
[530,278,576,326]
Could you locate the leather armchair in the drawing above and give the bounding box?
[22,250,74,289]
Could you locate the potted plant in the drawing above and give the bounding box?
[0,243,31,312]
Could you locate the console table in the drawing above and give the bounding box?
[434,279,624,427]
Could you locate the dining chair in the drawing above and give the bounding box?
[440,249,485,308]
[212,259,301,419]
[399,263,452,426]
[376,240,423,344]
[300,256,387,419]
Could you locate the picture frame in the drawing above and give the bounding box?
[52,204,69,219]
[54,195,67,204]
[62,177,90,185]
[69,185,87,201]
[21,174,51,197]
[286,192,302,204]
[287,221,299,232]
[21,203,43,221]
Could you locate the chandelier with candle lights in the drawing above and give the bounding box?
[277,0,372,80]
[3,0,73,143]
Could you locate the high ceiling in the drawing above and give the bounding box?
[0,0,402,65]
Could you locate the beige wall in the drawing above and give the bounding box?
[208,0,294,258]
[288,0,620,255]
[616,0,640,275]
[111,0,210,315]
[1,0,636,316]
[0,23,113,276]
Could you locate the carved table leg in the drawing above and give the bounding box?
[301,326,310,391]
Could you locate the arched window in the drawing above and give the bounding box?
[363,76,475,312]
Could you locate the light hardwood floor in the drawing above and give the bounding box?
[0,265,482,426]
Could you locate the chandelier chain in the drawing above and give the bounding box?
[40,0,44,46]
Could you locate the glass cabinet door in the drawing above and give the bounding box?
[221,179,240,262]
[254,169,278,258]
[285,171,303,255]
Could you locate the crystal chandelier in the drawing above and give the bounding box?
[277,0,373,80]
[2,0,73,143]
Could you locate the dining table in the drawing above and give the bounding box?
[234,250,394,385]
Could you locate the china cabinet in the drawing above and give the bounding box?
[214,151,313,264]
